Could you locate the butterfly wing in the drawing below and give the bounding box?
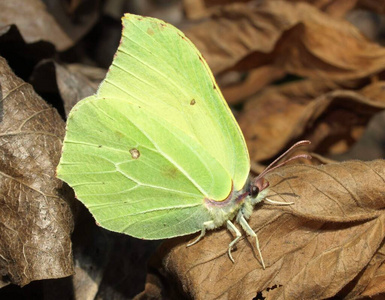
[57,14,250,239]
[101,14,250,191]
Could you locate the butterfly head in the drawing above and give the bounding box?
[247,140,312,203]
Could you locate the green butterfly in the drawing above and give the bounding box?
[57,13,309,268]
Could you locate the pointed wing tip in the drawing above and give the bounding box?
[121,13,169,28]
[122,13,152,23]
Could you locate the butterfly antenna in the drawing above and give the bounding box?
[256,140,312,180]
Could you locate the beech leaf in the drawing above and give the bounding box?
[141,160,385,299]
[0,0,73,51]
[0,57,74,286]
[186,1,385,81]
[239,80,385,162]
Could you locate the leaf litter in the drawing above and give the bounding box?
[0,57,74,286]
[144,160,385,299]
[1,0,385,299]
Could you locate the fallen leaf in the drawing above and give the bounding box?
[271,18,385,81]
[140,160,385,299]
[0,0,73,51]
[43,0,99,44]
[183,0,252,19]
[30,60,103,116]
[183,0,385,21]
[237,79,337,162]
[238,80,385,162]
[342,242,385,298]
[183,0,208,19]
[287,0,358,17]
[185,1,385,80]
[221,66,285,105]
[186,1,297,74]
[0,57,74,286]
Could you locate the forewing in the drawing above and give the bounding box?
[99,14,249,191]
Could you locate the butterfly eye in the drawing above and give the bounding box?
[250,185,259,198]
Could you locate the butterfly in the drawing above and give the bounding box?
[57,13,310,268]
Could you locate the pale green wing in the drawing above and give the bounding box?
[58,96,229,238]
[99,14,249,191]
[57,14,250,239]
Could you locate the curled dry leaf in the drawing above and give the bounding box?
[221,66,285,105]
[0,0,73,51]
[0,57,74,286]
[186,1,385,81]
[140,160,385,299]
[186,1,299,74]
[271,19,385,81]
[238,80,385,162]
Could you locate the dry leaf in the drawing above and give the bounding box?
[332,108,385,161]
[43,0,99,44]
[186,1,385,80]
[238,80,385,162]
[342,242,385,298]
[30,60,103,116]
[0,0,73,51]
[186,1,299,74]
[287,0,358,17]
[183,0,251,19]
[183,0,209,19]
[0,57,74,286]
[221,66,285,105]
[238,79,337,162]
[271,18,385,81]
[139,160,385,299]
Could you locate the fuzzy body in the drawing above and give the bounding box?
[204,176,268,230]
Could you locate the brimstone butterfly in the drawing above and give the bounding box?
[57,13,310,268]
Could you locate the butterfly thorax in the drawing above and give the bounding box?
[203,176,268,228]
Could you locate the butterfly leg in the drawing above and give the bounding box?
[238,214,266,269]
[226,220,242,263]
[187,220,215,247]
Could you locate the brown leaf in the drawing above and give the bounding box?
[0,0,73,51]
[183,0,251,19]
[360,250,385,298]
[287,0,358,17]
[271,19,385,81]
[0,57,74,286]
[183,0,209,19]
[30,60,103,116]
[141,160,385,299]
[185,1,385,80]
[185,1,296,74]
[183,0,384,21]
[43,0,99,44]
[341,242,385,298]
[221,66,285,105]
[238,80,385,162]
